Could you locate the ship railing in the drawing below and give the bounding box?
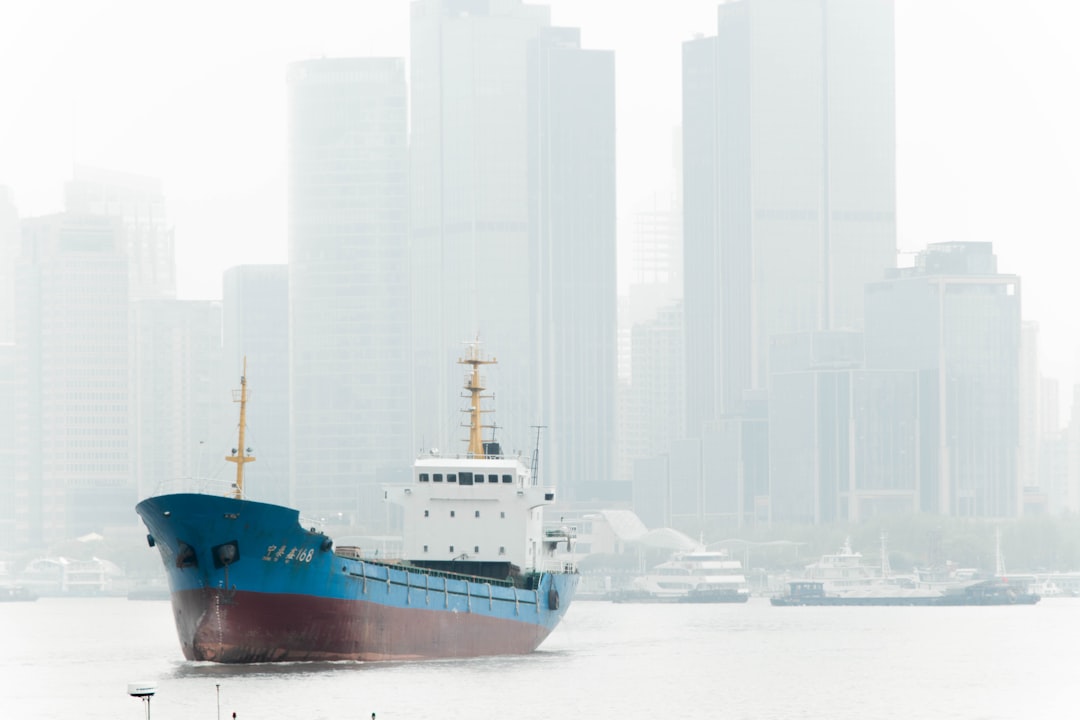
[542,560,577,574]
[150,476,236,497]
[334,546,406,562]
[414,450,528,461]
[335,548,518,587]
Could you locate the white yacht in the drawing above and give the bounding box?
[612,549,751,603]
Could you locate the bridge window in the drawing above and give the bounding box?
[448,474,457,483]
[487,474,497,483]
[419,473,429,482]
[434,473,443,482]
[501,474,512,483]
[459,471,473,485]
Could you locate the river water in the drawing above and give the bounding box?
[2,595,1077,720]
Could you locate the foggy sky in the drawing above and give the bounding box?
[2,0,1080,409]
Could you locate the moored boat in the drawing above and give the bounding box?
[609,549,751,604]
[0,586,38,602]
[135,343,578,663]
[770,579,1040,607]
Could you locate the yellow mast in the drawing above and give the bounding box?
[459,341,497,458]
[225,357,255,499]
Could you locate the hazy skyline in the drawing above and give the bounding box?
[3,0,1080,407]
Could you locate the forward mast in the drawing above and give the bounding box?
[459,341,497,458]
[224,357,255,499]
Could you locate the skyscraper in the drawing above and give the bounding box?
[15,214,131,547]
[683,0,896,433]
[864,242,1020,517]
[410,0,550,460]
[411,1,616,500]
[0,186,18,343]
[65,165,176,301]
[287,58,411,528]
[528,26,617,499]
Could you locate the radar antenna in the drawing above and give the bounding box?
[530,425,546,486]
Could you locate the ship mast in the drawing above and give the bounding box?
[225,357,256,499]
[459,341,496,458]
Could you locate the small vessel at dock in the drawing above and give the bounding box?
[609,549,751,604]
[771,579,1040,607]
[0,586,38,602]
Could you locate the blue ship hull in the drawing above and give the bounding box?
[136,493,578,663]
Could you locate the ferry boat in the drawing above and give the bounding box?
[802,537,883,592]
[609,549,751,604]
[135,344,578,663]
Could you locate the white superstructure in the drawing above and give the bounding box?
[385,342,570,575]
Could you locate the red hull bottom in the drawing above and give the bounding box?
[172,588,555,663]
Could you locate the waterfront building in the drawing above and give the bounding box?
[682,0,896,433]
[768,331,919,524]
[864,242,1020,517]
[287,58,412,528]
[14,214,130,547]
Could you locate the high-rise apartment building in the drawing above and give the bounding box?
[223,265,290,507]
[683,0,896,432]
[65,165,176,301]
[15,214,131,547]
[864,242,1020,517]
[287,58,412,528]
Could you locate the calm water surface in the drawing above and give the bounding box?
[2,596,1077,719]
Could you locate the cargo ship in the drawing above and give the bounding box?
[136,343,578,663]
